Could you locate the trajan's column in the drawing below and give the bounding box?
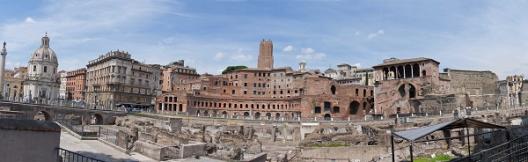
[0,42,6,96]
[0,42,7,96]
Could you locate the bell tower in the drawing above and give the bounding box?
[257,39,273,69]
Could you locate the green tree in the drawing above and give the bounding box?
[222,65,248,74]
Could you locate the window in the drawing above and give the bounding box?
[33,66,36,72]
[331,85,336,95]
[44,66,48,73]
[314,107,321,114]
[333,106,340,113]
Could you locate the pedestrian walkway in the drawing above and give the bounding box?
[60,131,155,162]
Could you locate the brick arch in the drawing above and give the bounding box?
[33,110,52,121]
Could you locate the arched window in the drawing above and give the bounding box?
[330,85,336,95]
[349,101,360,114]
[409,84,416,98]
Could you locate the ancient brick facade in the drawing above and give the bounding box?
[155,40,373,120]
[373,57,499,118]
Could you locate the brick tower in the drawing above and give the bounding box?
[257,39,273,69]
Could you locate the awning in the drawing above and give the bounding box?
[392,118,506,141]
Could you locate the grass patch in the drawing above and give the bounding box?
[414,153,452,162]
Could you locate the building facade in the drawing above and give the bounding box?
[2,67,26,102]
[324,64,374,86]
[156,40,374,120]
[65,68,87,101]
[23,34,60,104]
[85,50,160,110]
[160,60,199,93]
[59,71,67,100]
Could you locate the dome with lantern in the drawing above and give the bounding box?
[30,33,58,65]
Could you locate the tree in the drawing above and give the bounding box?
[222,65,248,74]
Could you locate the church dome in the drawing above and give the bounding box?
[30,34,58,65]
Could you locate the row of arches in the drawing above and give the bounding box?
[32,110,104,125]
[195,109,298,120]
[192,100,299,111]
[314,100,373,115]
[381,63,424,80]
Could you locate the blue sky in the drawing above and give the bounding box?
[1,0,527,78]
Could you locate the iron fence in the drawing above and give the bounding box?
[57,148,106,162]
[453,134,528,162]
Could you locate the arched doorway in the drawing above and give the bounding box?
[324,114,331,121]
[243,112,250,119]
[34,111,51,121]
[204,110,209,117]
[196,110,201,117]
[222,111,227,118]
[266,113,272,120]
[90,114,103,125]
[233,112,239,119]
[275,113,281,120]
[349,101,360,115]
[255,112,261,120]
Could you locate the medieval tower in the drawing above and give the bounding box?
[257,39,273,69]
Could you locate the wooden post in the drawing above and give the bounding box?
[410,142,414,162]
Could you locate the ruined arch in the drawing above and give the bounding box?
[90,113,103,125]
[266,113,272,120]
[34,111,51,121]
[398,85,406,97]
[255,112,261,120]
[409,84,416,98]
[324,114,331,121]
[243,112,250,119]
[275,113,281,120]
[349,101,360,115]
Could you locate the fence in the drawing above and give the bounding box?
[57,148,106,162]
[55,119,100,137]
[453,134,528,162]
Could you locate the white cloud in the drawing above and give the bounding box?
[282,45,294,52]
[214,52,225,60]
[296,47,326,60]
[24,17,35,23]
[230,48,253,61]
[367,30,384,39]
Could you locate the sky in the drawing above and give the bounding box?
[1,0,528,78]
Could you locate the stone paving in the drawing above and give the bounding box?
[59,131,155,162]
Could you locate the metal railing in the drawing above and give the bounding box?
[57,148,106,162]
[55,119,100,137]
[453,134,528,162]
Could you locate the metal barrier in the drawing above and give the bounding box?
[57,148,106,162]
[55,119,99,137]
[453,134,528,162]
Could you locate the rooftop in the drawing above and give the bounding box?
[373,57,439,68]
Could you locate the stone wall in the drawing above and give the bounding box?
[180,143,206,158]
[300,145,388,162]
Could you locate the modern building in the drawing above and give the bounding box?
[85,50,160,111]
[65,68,87,101]
[58,71,67,100]
[23,34,60,104]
